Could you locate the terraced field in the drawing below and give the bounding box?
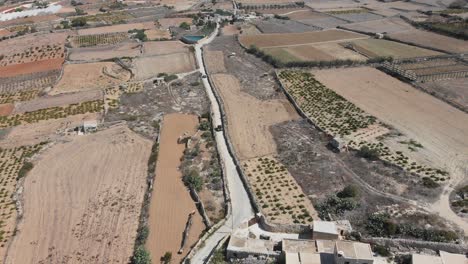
[0,100,104,128]
[69,32,129,48]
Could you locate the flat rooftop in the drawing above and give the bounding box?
[335,240,373,260]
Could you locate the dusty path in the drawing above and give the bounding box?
[5,125,151,264]
[146,113,205,263]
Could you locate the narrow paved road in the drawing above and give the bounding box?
[190,24,254,263]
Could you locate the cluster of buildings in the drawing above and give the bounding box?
[226,220,467,264]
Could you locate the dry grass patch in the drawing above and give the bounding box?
[204,50,226,73]
[243,155,318,225]
[343,39,443,59]
[133,53,196,80]
[52,62,130,95]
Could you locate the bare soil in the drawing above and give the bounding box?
[146,113,205,263]
[142,41,191,56]
[239,29,367,48]
[0,58,64,78]
[52,62,130,95]
[157,17,193,29]
[5,125,152,264]
[419,78,468,113]
[68,42,142,61]
[0,103,13,116]
[388,29,468,54]
[133,53,196,80]
[211,73,299,159]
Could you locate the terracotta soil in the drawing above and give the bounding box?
[0,103,13,116]
[146,113,205,263]
[0,58,64,78]
[5,125,152,264]
[211,73,299,160]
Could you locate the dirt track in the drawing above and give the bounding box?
[211,73,299,159]
[146,113,204,263]
[5,125,151,263]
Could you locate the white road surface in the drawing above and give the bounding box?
[190,25,255,263]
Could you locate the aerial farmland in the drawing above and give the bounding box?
[0,0,467,263]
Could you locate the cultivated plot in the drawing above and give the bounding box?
[5,125,152,264]
[311,67,468,179]
[146,113,204,263]
[133,52,196,80]
[239,29,367,48]
[344,39,443,59]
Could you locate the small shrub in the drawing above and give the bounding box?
[357,146,379,160]
[132,246,151,264]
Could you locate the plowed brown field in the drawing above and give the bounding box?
[0,58,64,78]
[146,113,204,263]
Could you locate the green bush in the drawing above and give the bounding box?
[422,177,439,188]
[183,169,203,192]
[373,244,391,257]
[337,185,360,198]
[132,246,151,264]
[357,145,380,160]
[163,74,178,82]
[179,22,190,30]
[71,17,87,27]
[198,120,210,131]
[17,162,33,179]
[135,226,149,246]
[161,251,172,264]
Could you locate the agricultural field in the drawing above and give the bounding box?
[0,58,64,78]
[77,22,156,35]
[0,89,40,105]
[0,113,101,149]
[5,125,151,263]
[12,90,103,114]
[211,73,298,159]
[340,17,414,34]
[263,42,366,63]
[68,42,141,61]
[343,39,443,59]
[132,52,196,80]
[52,62,131,95]
[286,11,349,28]
[278,69,458,183]
[0,43,64,67]
[0,32,67,56]
[0,100,104,128]
[243,155,317,224]
[78,11,133,25]
[146,113,204,263]
[419,78,468,113]
[157,17,192,29]
[388,29,468,54]
[0,143,44,261]
[145,28,171,40]
[239,29,367,48]
[326,9,384,23]
[0,70,60,95]
[143,41,191,56]
[308,67,468,181]
[385,58,468,82]
[69,32,129,48]
[253,18,321,34]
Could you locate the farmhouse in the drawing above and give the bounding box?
[313,221,339,240]
[334,241,374,264]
